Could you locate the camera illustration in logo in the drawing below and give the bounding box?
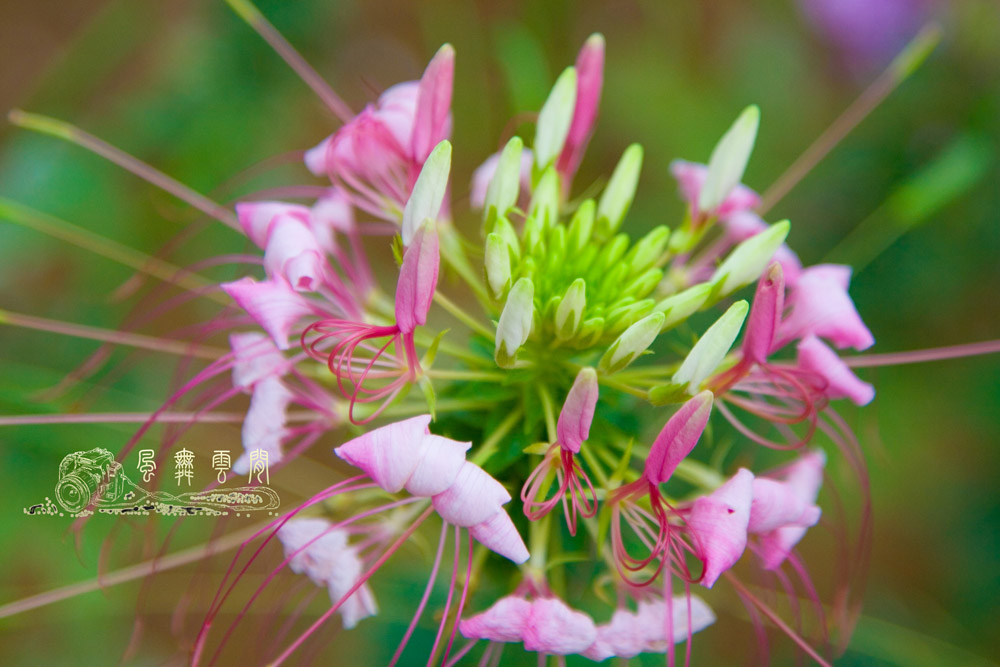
[55,448,128,513]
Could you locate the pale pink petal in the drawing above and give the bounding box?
[742,262,785,364]
[263,214,329,292]
[403,434,471,497]
[748,478,820,534]
[235,201,310,248]
[669,160,760,219]
[796,335,875,405]
[583,608,645,660]
[468,510,530,564]
[470,148,534,209]
[412,45,455,164]
[309,189,355,254]
[523,598,598,655]
[556,367,599,453]
[221,277,316,350]
[394,221,440,333]
[756,450,825,569]
[432,461,511,527]
[326,546,378,629]
[684,468,754,588]
[557,33,604,179]
[777,264,874,350]
[229,332,289,391]
[305,135,334,176]
[644,391,714,485]
[458,595,532,643]
[333,414,432,493]
[375,81,420,154]
[232,376,295,474]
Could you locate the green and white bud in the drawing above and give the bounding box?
[711,219,790,297]
[492,215,521,260]
[624,225,670,276]
[402,140,451,245]
[672,300,749,393]
[655,282,714,330]
[596,143,643,237]
[483,136,524,225]
[623,267,663,300]
[534,67,577,177]
[599,311,665,374]
[605,299,655,335]
[555,278,587,340]
[528,166,560,230]
[484,233,512,300]
[576,316,606,348]
[567,199,596,253]
[495,277,535,368]
[699,105,760,215]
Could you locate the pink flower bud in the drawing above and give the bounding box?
[557,33,604,179]
[555,367,599,453]
[742,262,785,364]
[412,44,455,165]
[394,220,439,334]
[644,391,714,485]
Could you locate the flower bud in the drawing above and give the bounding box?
[698,105,760,215]
[555,278,587,340]
[623,267,663,300]
[483,136,524,224]
[654,282,713,331]
[605,299,654,334]
[596,143,643,237]
[567,199,596,253]
[534,67,578,175]
[576,316,605,348]
[528,166,560,231]
[485,233,512,300]
[711,219,790,298]
[496,278,534,368]
[492,215,521,260]
[599,311,665,374]
[672,300,749,393]
[402,140,451,245]
[623,225,670,277]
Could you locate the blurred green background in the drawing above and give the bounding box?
[1,0,998,664]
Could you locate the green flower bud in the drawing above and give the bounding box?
[623,267,663,300]
[534,67,577,176]
[596,143,643,237]
[493,215,521,261]
[576,316,606,348]
[654,282,714,330]
[402,140,451,245]
[528,166,560,231]
[623,225,670,277]
[555,278,587,340]
[484,136,524,225]
[599,311,665,374]
[672,300,749,393]
[593,234,631,275]
[485,233,512,300]
[605,298,655,335]
[699,105,759,215]
[495,277,535,368]
[711,220,790,298]
[567,199,596,253]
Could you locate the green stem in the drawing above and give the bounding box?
[471,407,523,467]
[433,292,494,339]
[424,369,505,382]
[538,385,558,443]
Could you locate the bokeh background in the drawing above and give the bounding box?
[1,0,998,664]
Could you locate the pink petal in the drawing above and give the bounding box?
[634,595,716,648]
[235,201,310,248]
[669,160,760,219]
[583,608,645,660]
[263,214,329,292]
[777,264,875,350]
[796,335,875,405]
[334,414,432,493]
[557,33,604,179]
[394,221,440,334]
[326,545,378,629]
[403,434,471,497]
[232,376,294,474]
[304,135,333,177]
[221,277,316,350]
[468,510,530,564]
[458,595,532,643]
[470,148,534,210]
[229,332,289,391]
[522,598,598,655]
[375,81,420,154]
[756,450,825,569]
[309,189,355,254]
[684,468,754,588]
[432,461,511,527]
[556,367,599,453]
[644,391,714,485]
[748,478,820,534]
[412,45,455,165]
[742,262,785,364]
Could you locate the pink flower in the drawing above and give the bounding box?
[556,33,605,182]
[232,376,295,474]
[670,160,760,222]
[276,518,378,629]
[334,415,529,563]
[749,450,825,570]
[221,277,317,350]
[681,468,754,588]
[460,596,597,656]
[583,595,716,660]
[229,332,290,391]
[776,264,874,351]
[456,595,531,643]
